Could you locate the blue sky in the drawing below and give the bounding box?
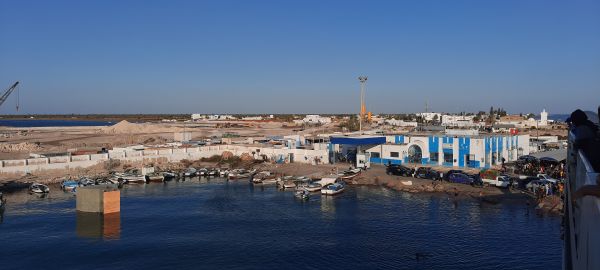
[0,0,598,115]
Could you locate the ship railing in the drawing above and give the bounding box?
[564,131,600,270]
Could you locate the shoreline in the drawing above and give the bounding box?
[0,160,563,215]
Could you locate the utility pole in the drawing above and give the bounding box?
[358,76,368,133]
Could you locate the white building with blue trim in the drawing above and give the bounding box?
[363,134,530,168]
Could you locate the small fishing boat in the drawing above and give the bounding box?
[262,178,279,185]
[228,169,254,180]
[294,189,310,200]
[316,177,338,187]
[219,169,229,177]
[121,174,147,184]
[78,178,95,187]
[184,168,197,177]
[29,183,50,194]
[207,169,218,176]
[304,182,322,192]
[321,183,345,195]
[96,178,114,186]
[162,171,177,180]
[61,180,79,192]
[337,169,361,180]
[145,173,165,182]
[282,180,296,189]
[197,168,208,176]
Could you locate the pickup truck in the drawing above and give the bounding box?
[480,169,510,188]
[482,175,511,188]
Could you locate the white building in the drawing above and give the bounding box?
[441,115,479,127]
[363,133,530,168]
[191,114,203,120]
[416,112,442,122]
[208,115,236,121]
[302,115,332,124]
[242,116,263,121]
[384,119,418,127]
[540,109,548,126]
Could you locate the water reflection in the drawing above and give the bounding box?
[76,212,120,240]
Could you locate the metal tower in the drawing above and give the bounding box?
[358,76,367,132]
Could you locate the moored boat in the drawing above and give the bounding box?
[29,183,50,194]
[184,168,197,177]
[321,183,345,195]
[294,188,310,200]
[337,168,361,180]
[61,180,79,192]
[282,180,296,189]
[78,178,95,187]
[162,171,177,180]
[305,182,322,192]
[121,174,147,184]
[145,173,165,182]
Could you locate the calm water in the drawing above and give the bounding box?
[0,119,113,127]
[0,179,561,270]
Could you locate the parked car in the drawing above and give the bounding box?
[414,167,441,180]
[386,164,412,176]
[518,155,538,163]
[448,173,475,185]
[536,174,558,184]
[444,169,464,181]
[526,179,552,192]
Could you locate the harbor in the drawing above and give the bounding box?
[0,176,562,270]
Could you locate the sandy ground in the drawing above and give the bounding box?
[0,120,318,160]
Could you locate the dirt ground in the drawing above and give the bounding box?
[0,120,323,160]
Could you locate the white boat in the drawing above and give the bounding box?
[78,178,95,186]
[61,180,79,192]
[145,173,165,182]
[316,177,338,187]
[262,178,279,185]
[184,168,197,177]
[121,174,147,183]
[337,169,361,180]
[321,183,345,195]
[198,168,208,176]
[294,189,310,200]
[219,170,229,177]
[282,180,296,189]
[162,172,177,180]
[305,182,322,192]
[29,183,50,194]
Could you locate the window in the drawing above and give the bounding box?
[390,152,399,158]
[444,153,453,163]
[430,152,439,162]
[371,152,381,158]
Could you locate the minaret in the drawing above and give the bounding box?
[540,109,548,126]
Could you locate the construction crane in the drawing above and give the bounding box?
[0,81,20,111]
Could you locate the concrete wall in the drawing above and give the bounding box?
[0,145,329,174]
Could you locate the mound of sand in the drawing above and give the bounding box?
[0,142,41,152]
[101,120,180,134]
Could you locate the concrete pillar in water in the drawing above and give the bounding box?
[76,186,121,239]
[76,186,120,214]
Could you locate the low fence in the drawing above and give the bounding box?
[0,145,329,174]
